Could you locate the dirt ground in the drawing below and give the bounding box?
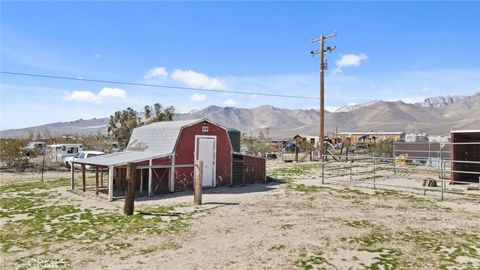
[1,162,479,270]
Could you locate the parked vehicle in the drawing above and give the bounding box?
[47,144,83,162]
[64,150,105,169]
[23,141,47,156]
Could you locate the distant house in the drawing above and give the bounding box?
[405,133,428,143]
[73,119,266,201]
[337,131,405,145]
[293,135,320,145]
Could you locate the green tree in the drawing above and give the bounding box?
[144,103,175,124]
[107,104,175,149]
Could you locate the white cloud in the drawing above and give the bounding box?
[65,87,127,103]
[64,91,98,102]
[336,53,368,67]
[99,87,127,99]
[223,98,236,106]
[171,69,228,90]
[189,93,206,102]
[94,53,102,58]
[144,67,169,79]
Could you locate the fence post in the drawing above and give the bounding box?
[349,160,352,182]
[71,162,75,190]
[81,164,86,192]
[441,174,444,201]
[124,163,136,215]
[321,159,325,184]
[194,160,203,205]
[393,157,396,174]
[373,157,376,189]
[439,146,443,179]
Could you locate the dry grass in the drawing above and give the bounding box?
[1,163,479,269]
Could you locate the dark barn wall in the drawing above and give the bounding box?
[243,156,266,184]
[173,121,232,191]
[451,132,480,183]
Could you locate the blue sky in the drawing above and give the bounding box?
[1,1,479,129]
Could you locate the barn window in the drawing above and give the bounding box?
[202,126,209,132]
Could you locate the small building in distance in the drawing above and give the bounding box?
[337,131,405,145]
[293,135,320,145]
[405,133,428,143]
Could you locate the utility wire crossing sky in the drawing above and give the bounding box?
[0,1,479,129]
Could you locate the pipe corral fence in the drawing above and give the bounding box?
[319,141,480,200]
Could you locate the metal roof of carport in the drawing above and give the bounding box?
[74,151,168,167]
[74,118,204,167]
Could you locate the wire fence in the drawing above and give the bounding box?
[319,141,480,200]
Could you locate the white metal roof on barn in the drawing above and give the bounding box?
[126,119,202,154]
[75,119,204,167]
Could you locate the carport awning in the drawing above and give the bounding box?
[74,151,170,167]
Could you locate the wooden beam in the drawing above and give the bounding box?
[71,162,75,190]
[124,163,136,215]
[108,166,114,201]
[148,160,152,197]
[194,160,203,205]
[95,166,99,195]
[100,167,104,187]
[82,164,86,192]
[169,154,175,192]
[140,169,143,194]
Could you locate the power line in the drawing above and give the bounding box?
[0,71,320,100]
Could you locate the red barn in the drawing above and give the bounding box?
[72,119,266,201]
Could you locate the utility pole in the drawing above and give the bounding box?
[311,32,336,160]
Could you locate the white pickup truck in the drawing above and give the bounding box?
[64,150,105,169]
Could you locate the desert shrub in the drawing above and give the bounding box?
[368,140,394,157]
[0,139,30,169]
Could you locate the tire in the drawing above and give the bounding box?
[65,162,71,169]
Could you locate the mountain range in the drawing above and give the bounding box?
[1,92,479,139]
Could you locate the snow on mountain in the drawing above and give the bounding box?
[335,100,381,112]
[417,95,467,108]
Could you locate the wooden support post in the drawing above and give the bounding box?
[321,160,325,184]
[101,167,104,187]
[295,146,299,162]
[194,160,203,205]
[108,166,114,201]
[124,163,136,215]
[140,169,143,194]
[81,164,86,192]
[148,159,153,196]
[169,154,175,192]
[71,162,75,190]
[95,166,99,195]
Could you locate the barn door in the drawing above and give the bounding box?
[196,136,216,187]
